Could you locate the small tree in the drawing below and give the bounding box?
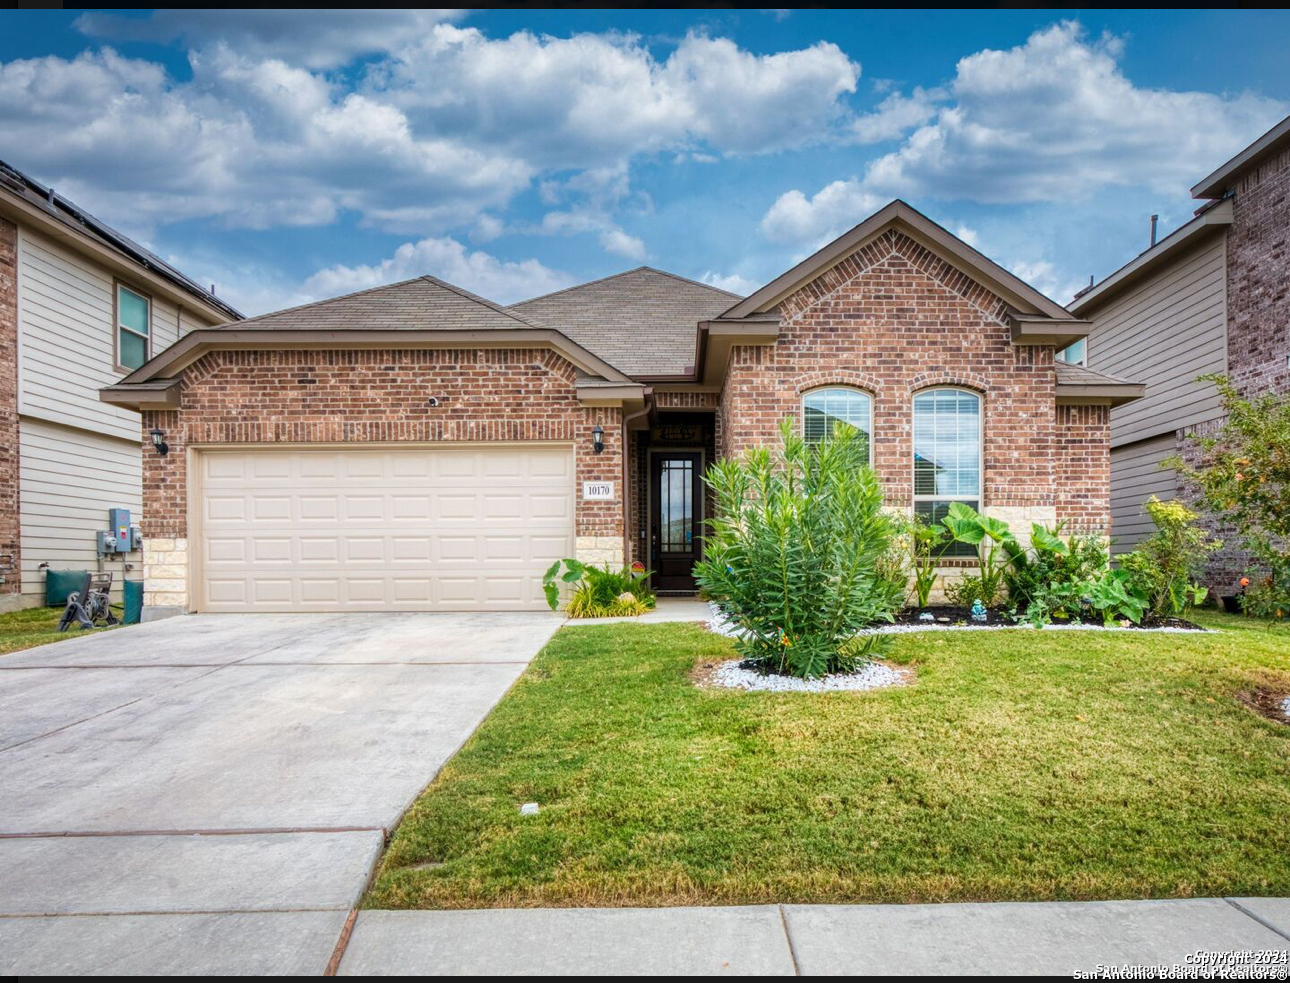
[1120,497,1217,618]
[1171,375,1290,613]
[695,419,900,679]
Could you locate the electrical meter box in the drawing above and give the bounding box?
[108,509,131,552]
[96,531,119,555]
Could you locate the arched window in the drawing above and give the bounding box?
[802,387,872,461]
[912,388,981,554]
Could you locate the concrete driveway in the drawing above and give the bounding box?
[0,612,561,974]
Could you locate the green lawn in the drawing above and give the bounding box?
[0,605,122,655]
[365,611,1290,910]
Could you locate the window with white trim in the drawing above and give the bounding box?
[802,387,872,461]
[116,283,150,371]
[912,388,981,557]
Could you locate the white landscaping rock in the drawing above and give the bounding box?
[1280,696,1290,717]
[708,660,909,694]
[704,602,1209,637]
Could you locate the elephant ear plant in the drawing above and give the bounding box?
[695,419,901,679]
[939,502,1023,607]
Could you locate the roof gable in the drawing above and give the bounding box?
[212,274,537,333]
[508,267,740,378]
[721,200,1075,322]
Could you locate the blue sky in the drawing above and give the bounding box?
[1,9,1287,316]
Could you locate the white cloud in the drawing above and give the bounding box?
[699,271,760,296]
[760,21,1286,245]
[1005,259,1083,306]
[850,87,939,144]
[0,26,861,247]
[0,47,531,236]
[372,26,860,168]
[760,181,886,246]
[599,229,647,260]
[74,10,466,69]
[296,237,576,308]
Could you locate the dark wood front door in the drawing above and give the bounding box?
[650,452,702,592]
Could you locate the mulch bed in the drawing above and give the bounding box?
[1236,688,1290,726]
[895,605,1205,631]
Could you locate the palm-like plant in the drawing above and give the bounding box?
[695,419,901,678]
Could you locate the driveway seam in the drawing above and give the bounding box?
[777,904,803,976]
[324,909,359,976]
[1224,898,1290,942]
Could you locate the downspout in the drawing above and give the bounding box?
[621,386,654,569]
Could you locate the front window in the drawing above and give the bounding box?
[802,387,872,461]
[913,388,981,557]
[1056,338,1086,365]
[117,284,150,371]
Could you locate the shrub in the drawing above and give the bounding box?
[1119,497,1217,618]
[1243,574,1290,619]
[1006,524,1109,622]
[939,503,1020,607]
[944,573,989,609]
[543,560,656,618]
[694,419,901,679]
[1172,375,1290,614]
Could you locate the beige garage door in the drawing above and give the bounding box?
[196,445,575,612]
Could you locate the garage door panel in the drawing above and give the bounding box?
[197,446,575,612]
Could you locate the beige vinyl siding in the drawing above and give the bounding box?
[1085,234,1228,448]
[14,226,199,443]
[1110,434,1178,554]
[19,419,142,602]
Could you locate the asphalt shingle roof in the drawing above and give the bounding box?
[508,267,742,377]
[1053,361,1139,386]
[209,275,539,333]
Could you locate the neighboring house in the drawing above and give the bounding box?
[101,199,1141,618]
[0,160,240,611]
[1068,114,1289,590]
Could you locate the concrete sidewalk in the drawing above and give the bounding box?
[335,898,1290,976]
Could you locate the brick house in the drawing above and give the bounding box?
[102,200,1141,617]
[1069,114,1290,592]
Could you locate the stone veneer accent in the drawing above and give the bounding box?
[140,347,622,612]
[0,218,19,605]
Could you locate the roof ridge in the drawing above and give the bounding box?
[509,265,741,309]
[417,274,542,329]
[214,274,432,329]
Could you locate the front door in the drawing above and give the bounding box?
[650,452,702,592]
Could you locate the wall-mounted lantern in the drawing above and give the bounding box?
[149,428,169,456]
[591,425,605,455]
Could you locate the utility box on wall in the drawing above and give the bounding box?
[108,509,131,550]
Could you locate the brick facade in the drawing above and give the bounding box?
[717,230,1100,534]
[140,347,623,609]
[0,218,19,599]
[1225,141,1290,400]
[1055,404,1112,534]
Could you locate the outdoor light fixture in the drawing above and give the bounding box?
[591,425,605,454]
[149,428,169,456]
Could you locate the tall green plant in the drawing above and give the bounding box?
[695,419,900,679]
[939,503,1021,607]
[893,513,946,608]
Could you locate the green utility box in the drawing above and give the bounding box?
[45,569,89,607]
[123,580,144,625]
